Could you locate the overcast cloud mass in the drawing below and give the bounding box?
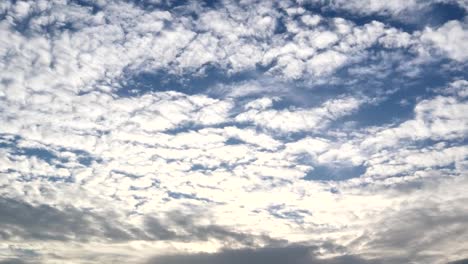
[0,0,467,263]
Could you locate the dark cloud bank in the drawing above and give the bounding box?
[146,246,380,264]
[0,197,279,245]
[2,197,468,264]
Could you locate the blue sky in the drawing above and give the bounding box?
[0,0,467,263]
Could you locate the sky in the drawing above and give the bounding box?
[0,0,467,263]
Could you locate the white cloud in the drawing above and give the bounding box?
[1,1,468,263]
[301,14,321,27]
[235,97,362,133]
[244,97,276,110]
[438,79,468,98]
[309,31,340,49]
[331,0,423,15]
[362,94,468,150]
[305,50,348,76]
[421,20,468,61]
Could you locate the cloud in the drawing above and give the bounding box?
[0,197,138,242]
[300,0,468,24]
[438,79,468,98]
[353,187,468,263]
[1,0,467,263]
[450,259,468,264]
[325,0,426,16]
[0,259,31,264]
[235,97,362,133]
[421,20,468,61]
[306,50,347,76]
[146,245,380,264]
[0,196,279,248]
[361,93,468,150]
[143,211,283,247]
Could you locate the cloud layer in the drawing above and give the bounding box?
[0,0,467,263]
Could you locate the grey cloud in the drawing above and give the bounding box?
[449,259,468,264]
[1,0,467,263]
[351,199,468,263]
[144,216,179,241]
[0,197,138,242]
[0,197,279,246]
[144,211,284,247]
[146,245,380,264]
[0,259,31,264]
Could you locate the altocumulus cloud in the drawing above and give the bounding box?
[0,0,467,263]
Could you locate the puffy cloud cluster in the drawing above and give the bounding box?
[421,20,468,61]
[236,97,363,132]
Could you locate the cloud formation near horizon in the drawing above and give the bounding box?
[0,0,467,263]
